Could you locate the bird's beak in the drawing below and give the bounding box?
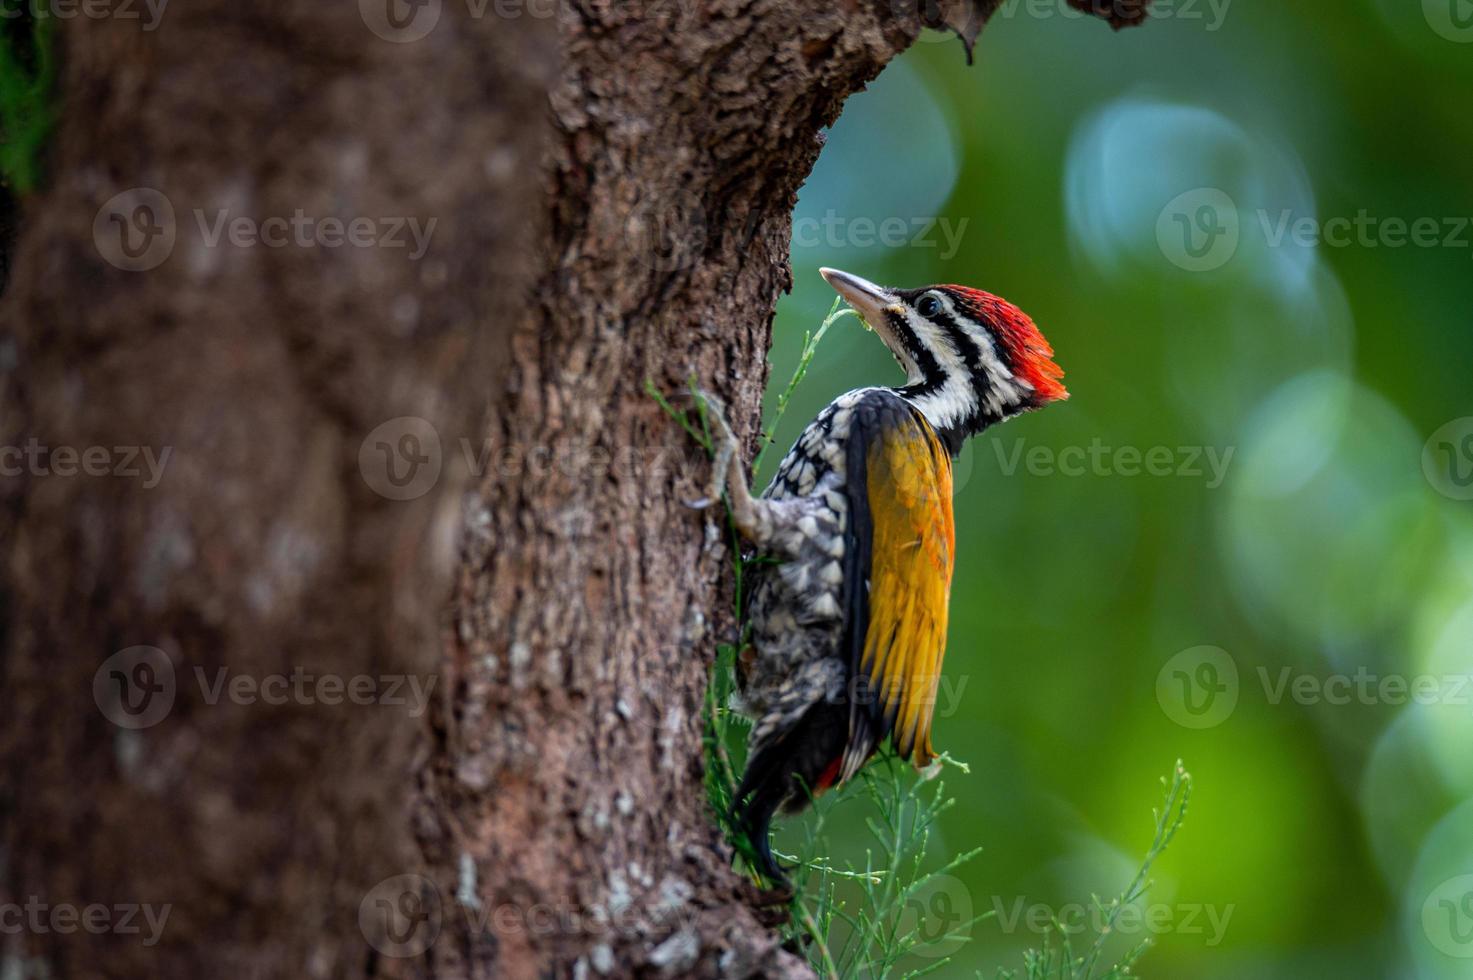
[820,267,922,384]
[819,267,900,327]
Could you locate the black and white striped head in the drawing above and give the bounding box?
[820,267,1067,452]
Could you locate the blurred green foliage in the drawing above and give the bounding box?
[764,4,1473,976]
[0,11,55,195]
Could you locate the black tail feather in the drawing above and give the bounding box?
[730,701,848,885]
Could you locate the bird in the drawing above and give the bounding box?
[692,266,1068,885]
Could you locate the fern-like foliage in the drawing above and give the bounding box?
[995,763,1193,980]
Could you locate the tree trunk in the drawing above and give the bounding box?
[0,4,556,977]
[0,1,1148,977]
[410,3,955,975]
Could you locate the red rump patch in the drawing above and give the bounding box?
[944,286,1068,404]
[815,756,844,793]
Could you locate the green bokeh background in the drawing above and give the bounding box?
[762,3,1473,976]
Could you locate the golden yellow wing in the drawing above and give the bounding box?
[839,394,954,782]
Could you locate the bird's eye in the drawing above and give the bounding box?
[917,294,942,318]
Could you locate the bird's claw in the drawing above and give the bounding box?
[686,388,737,509]
[691,388,734,438]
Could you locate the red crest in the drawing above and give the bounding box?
[943,287,1068,404]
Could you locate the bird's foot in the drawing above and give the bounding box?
[683,387,738,511]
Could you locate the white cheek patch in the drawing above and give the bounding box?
[904,295,1032,434]
[904,304,978,433]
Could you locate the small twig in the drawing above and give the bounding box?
[752,298,854,476]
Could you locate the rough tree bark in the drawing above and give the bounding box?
[418,1,1148,977]
[0,4,556,977]
[0,0,1148,978]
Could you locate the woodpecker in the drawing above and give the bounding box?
[694,267,1067,884]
